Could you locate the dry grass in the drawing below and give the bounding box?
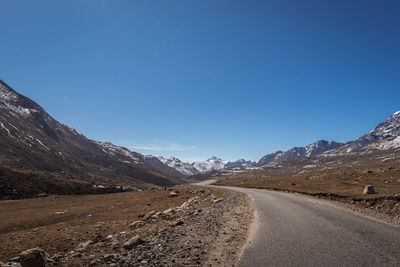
[215,165,400,197]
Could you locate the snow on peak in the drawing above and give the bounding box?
[392,111,400,117]
[95,141,141,164]
[0,81,38,116]
[157,156,199,176]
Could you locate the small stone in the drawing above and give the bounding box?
[104,235,113,241]
[169,191,179,197]
[92,234,103,243]
[123,236,144,250]
[363,185,375,194]
[213,198,223,203]
[89,259,101,266]
[173,220,184,227]
[51,254,63,262]
[71,253,81,258]
[189,209,202,216]
[143,211,156,221]
[104,253,120,261]
[77,240,92,249]
[111,242,120,250]
[2,262,22,267]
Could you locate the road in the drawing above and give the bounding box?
[197,181,400,266]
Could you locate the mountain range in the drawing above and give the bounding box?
[258,140,345,165]
[1,79,400,198]
[145,156,256,177]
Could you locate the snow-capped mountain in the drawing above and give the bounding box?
[144,156,256,177]
[192,156,228,173]
[328,111,400,154]
[258,140,344,164]
[157,157,199,177]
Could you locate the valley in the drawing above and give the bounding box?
[1,80,399,266]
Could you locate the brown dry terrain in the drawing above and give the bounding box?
[214,162,400,219]
[0,185,253,266]
[0,188,193,262]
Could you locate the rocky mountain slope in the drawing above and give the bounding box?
[258,140,344,165]
[0,80,182,198]
[324,111,400,155]
[251,110,400,175]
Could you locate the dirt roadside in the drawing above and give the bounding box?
[214,177,400,227]
[0,184,254,266]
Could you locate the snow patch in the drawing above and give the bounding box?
[0,122,11,135]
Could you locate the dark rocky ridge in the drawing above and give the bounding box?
[0,80,182,198]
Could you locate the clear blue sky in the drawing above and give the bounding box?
[1,0,399,162]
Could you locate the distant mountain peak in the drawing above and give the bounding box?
[258,140,344,164]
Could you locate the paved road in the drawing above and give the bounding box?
[198,181,400,266]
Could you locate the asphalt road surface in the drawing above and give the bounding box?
[198,181,400,267]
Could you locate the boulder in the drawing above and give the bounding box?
[363,185,375,194]
[123,236,144,250]
[19,248,49,267]
[143,211,156,221]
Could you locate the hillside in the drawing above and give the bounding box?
[0,80,182,199]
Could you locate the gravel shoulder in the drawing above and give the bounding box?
[1,185,254,266]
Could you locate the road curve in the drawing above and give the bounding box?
[199,181,400,267]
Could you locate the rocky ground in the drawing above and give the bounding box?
[0,185,253,266]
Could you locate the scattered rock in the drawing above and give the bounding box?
[189,209,202,216]
[104,235,113,242]
[111,242,120,250]
[104,253,120,261]
[130,220,145,229]
[77,240,92,249]
[123,236,144,250]
[364,185,375,194]
[70,252,81,258]
[19,247,49,267]
[92,234,103,243]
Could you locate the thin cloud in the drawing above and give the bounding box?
[128,143,197,152]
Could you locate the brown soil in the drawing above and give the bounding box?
[0,188,193,262]
[0,185,253,267]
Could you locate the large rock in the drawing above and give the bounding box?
[123,236,144,250]
[143,211,156,221]
[363,185,375,194]
[19,247,49,267]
